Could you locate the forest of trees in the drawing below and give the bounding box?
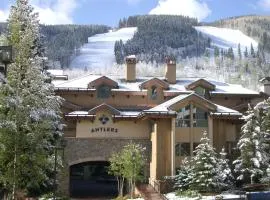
[41,24,109,68]
[0,23,109,68]
[114,15,211,64]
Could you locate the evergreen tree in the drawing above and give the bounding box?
[114,40,125,64]
[237,43,242,60]
[0,0,63,198]
[214,46,220,58]
[216,147,234,191]
[244,47,248,58]
[250,43,255,58]
[227,47,234,60]
[174,158,193,191]
[190,131,219,192]
[233,105,264,184]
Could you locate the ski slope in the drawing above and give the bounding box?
[70,27,137,69]
[70,26,258,70]
[194,26,258,53]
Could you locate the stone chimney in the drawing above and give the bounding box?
[165,57,176,84]
[125,55,136,82]
[260,77,270,95]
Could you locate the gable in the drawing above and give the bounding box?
[88,76,118,89]
[139,78,169,90]
[186,79,216,91]
[88,103,121,115]
[168,93,217,112]
[148,93,217,113]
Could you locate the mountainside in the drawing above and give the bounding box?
[210,15,270,52]
[194,26,258,54]
[70,27,136,69]
[114,15,211,64]
[0,23,109,68]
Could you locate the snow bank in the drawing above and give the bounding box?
[166,192,243,200]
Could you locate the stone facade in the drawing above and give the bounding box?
[59,138,151,196]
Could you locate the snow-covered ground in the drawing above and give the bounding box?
[166,192,243,200]
[194,26,258,54]
[70,27,137,69]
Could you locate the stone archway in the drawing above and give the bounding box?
[58,138,151,197]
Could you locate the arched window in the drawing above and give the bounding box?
[151,86,158,100]
[97,85,111,99]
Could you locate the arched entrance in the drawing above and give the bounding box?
[70,161,118,198]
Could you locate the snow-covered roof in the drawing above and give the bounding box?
[213,104,242,116]
[53,74,260,96]
[147,94,189,112]
[67,110,140,117]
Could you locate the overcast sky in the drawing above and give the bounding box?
[0,0,269,26]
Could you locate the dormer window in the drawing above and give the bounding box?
[151,86,158,100]
[194,86,205,96]
[97,85,111,99]
[186,79,215,99]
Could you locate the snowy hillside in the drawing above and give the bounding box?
[70,27,137,69]
[194,26,258,53]
[70,26,258,70]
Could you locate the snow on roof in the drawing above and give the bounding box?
[214,104,242,116]
[147,94,189,112]
[53,74,101,88]
[68,110,141,116]
[147,93,241,116]
[69,111,88,115]
[126,55,136,59]
[52,74,260,95]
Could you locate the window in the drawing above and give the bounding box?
[193,142,200,151]
[175,143,190,156]
[151,86,158,100]
[193,107,208,127]
[176,105,191,127]
[97,85,111,99]
[194,86,205,96]
[226,141,237,155]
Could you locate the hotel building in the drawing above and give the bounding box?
[52,56,266,197]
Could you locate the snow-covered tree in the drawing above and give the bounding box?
[190,131,219,192]
[0,0,63,198]
[216,147,234,190]
[255,99,270,182]
[174,158,193,191]
[233,105,264,184]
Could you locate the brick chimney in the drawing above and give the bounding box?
[125,55,136,82]
[260,77,270,95]
[165,57,176,84]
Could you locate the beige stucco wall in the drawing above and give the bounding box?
[76,111,150,139]
[150,119,172,184]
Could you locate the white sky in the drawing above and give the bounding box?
[149,0,212,21]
